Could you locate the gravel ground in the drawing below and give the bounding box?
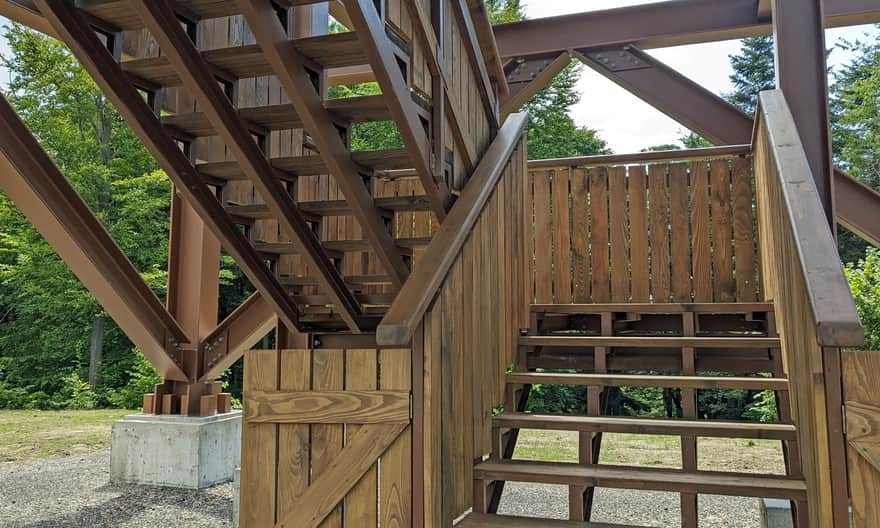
[498,482,765,527]
[1,450,765,527]
[0,449,232,528]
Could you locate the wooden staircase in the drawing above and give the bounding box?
[463,302,807,527]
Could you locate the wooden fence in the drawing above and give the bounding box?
[239,347,413,528]
[525,152,761,304]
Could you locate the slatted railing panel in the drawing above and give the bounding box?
[526,156,760,305]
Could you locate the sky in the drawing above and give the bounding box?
[0,2,877,153]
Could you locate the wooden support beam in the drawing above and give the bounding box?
[198,292,276,383]
[0,93,189,381]
[502,52,571,121]
[235,0,413,289]
[244,389,411,424]
[772,0,836,228]
[33,0,303,334]
[345,0,453,220]
[131,0,364,332]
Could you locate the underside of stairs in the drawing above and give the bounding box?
[465,302,806,528]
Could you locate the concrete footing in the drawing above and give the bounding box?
[232,467,241,528]
[110,411,241,489]
[761,499,794,528]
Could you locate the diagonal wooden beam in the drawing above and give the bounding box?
[344,0,453,220]
[130,0,364,332]
[234,0,412,288]
[198,292,276,383]
[33,0,303,333]
[0,93,189,381]
[502,52,571,121]
[275,423,408,528]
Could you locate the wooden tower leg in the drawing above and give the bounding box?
[681,312,699,528]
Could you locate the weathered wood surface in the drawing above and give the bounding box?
[525,150,760,305]
[753,90,864,528]
[843,350,880,528]
[239,347,412,528]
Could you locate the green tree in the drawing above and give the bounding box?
[725,36,776,115]
[845,248,880,350]
[485,1,609,159]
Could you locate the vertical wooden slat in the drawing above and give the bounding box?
[711,159,735,302]
[277,349,311,524]
[732,156,758,301]
[380,348,413,528]
[609,166,629,302]
[648,164,670,303]
[590,167,610,303]
[312,349,344,528]
[690,162,712,303]
[552,169,572,303]
[344,349,379,527]
[240,349,278,527]
[533,171,553,303]
[571,168,590,303]
[669,163,691,302]
[628,166,649,302]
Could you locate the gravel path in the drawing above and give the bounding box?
[1,450,766,527]
[0,449,232,528]
[498,482,765,527]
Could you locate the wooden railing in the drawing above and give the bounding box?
[524,145,759,304]
[753,90,864,528]
[377,112,528,526]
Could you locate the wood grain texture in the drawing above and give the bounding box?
[628,166,649,302]
[843,351,880,528]
[240,350,278,527]
[245,389,410,424]
[590,168,610,303]
[571,169,591,303]
[648,164,670,302]
[552,170,572,303]
[609,166,629,302]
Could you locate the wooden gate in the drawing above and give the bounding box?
[240,347,413,528]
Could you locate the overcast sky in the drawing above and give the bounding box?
[1,2,877,153]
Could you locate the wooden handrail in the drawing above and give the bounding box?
[527,144,751,170]
[377,112,529,346]
[755,90,863,347]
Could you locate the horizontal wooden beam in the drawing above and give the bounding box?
[377,113,528,346]
[507,372,790,391]
[493,0,880,59]
[0,93,189,381]
[244,389,411,424]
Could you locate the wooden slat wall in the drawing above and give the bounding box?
[413,139,527,526]
[240,347,412,528]
[842,350,880,528]
[525,156,761,304]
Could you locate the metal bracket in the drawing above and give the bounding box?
[581,48,650,72]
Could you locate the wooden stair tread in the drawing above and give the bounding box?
[493,412,797,440]
[165,96,391,138]
[122,33,364,87]
[531,303,774,314]
[81,0,326,30]
[458,513,636,528]
[256,237,431,255]
[473,460,807,500]
[519,336,781,348]
[197,148,412,181]
[507,372,789,391]
[227,195,432,219]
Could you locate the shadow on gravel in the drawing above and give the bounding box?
[14,482,232,528]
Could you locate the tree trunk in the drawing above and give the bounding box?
[88,316,105,387]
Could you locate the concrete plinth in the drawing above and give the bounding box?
[761,499,793,528]
[110,411,241,489]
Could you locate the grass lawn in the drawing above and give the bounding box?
[0,409,131,463]
[514,429,787,474]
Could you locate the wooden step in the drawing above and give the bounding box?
[473,460,807,500]
[227,195,432,220]
[493,412,797,440]
[519,336,780,349]
[122,33,364,87]
[82,0,328,30]
[197,148,411,181]
[531,303,774,315]
[279,274,393,287]
[457,513,636,528]
[506,372,789,391]
[165,95,391,138]
[256,237,431,255]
